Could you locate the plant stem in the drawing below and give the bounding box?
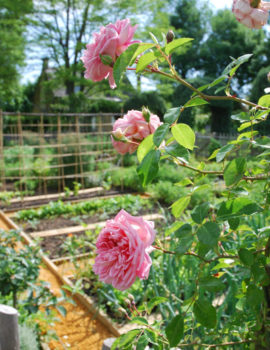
[148,67,268,111]
[174,158,270,181]
[177,339,255,348]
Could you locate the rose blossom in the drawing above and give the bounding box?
[232,0,270,29]
[112,110,163,155]
[92,209,156,291]
[81,19,138,89]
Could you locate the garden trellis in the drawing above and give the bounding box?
[0,110,121,193]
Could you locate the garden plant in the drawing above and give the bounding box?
[79,2,270,349]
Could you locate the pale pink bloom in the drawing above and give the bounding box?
[232,0,270,29]
[112,110,163,155]
[81,19,138,88]
[92,209,156,291]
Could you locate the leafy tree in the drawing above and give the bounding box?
[200,9,264,87]
[170,0,211,78]
[0,0,32,108]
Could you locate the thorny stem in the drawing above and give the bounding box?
[174,158,270,182]
[153,245,265,263]
[143,66,269,111]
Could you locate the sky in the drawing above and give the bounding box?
[209,0,233,10]
[22,0,233,84]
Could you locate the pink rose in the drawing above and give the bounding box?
[232,0,270,29]
[92,209,156,291]
[112,110,163,155]
[81,19,138,89]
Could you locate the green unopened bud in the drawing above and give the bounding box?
[250,0,261,8]
[112,128,128,142]
[100,54,114,66]
[166,30,175,44]
[142,106,151,122]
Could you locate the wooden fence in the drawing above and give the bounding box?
[0,111,122,193]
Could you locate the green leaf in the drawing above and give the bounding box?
[238,248,254,266]
[224,158,247,187]
[164,107,181,125]
[112,329,141,350]
[216,144,235,163]
[165,314,184,347]
[172,123,196,150]
[146,296,168,314]
[175,223,192,237]
[131,43,156,63]
[175,234,193,255]
[208,148,219,161]
[258,94,270,108]
[137,150,160,186]
[165,143,189,161]
[137,134,154,163]
[191,203,209,224]
[184,96,209,108]
[197,222,220,247]
[144,329,158,345]
[222,54,253,76]
[228,218,240,230]
[171,196,191,218]
[136,51,161,73]
[153,123,170,147]
[136,335,149,350]
[193,298,217,329]
[217,198,263,220]
[149,32,159,44]
[246,284,264,309]
[208,75,228,88]
[198,276,225,292]
[131,316,148,326]
[113,44,139,86]
[165,37,193,55]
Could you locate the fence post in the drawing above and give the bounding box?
[0,110,5,191]
[75,115,84,188]
[0,304,20,350]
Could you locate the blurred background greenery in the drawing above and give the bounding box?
[1,0,270,134]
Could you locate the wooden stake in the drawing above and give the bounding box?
[17,113,24,193]
[57,115,65,191]
[39,115,47,194]
[76,115,84,188]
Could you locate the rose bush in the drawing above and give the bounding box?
[112,109,162,154]
[232,0,270,28]
[81,19,138,88]
[82,5,270,349]
[92,209,156,290]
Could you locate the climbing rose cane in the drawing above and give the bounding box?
[112,109,163,154]
[232,0,270,29]
[81,19,139,88]
[92,209,156,291]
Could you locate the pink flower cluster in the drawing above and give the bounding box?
[112,110,162,155]
[81,19,138,88]
[232,0,270,29]
[92,210,156,291]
